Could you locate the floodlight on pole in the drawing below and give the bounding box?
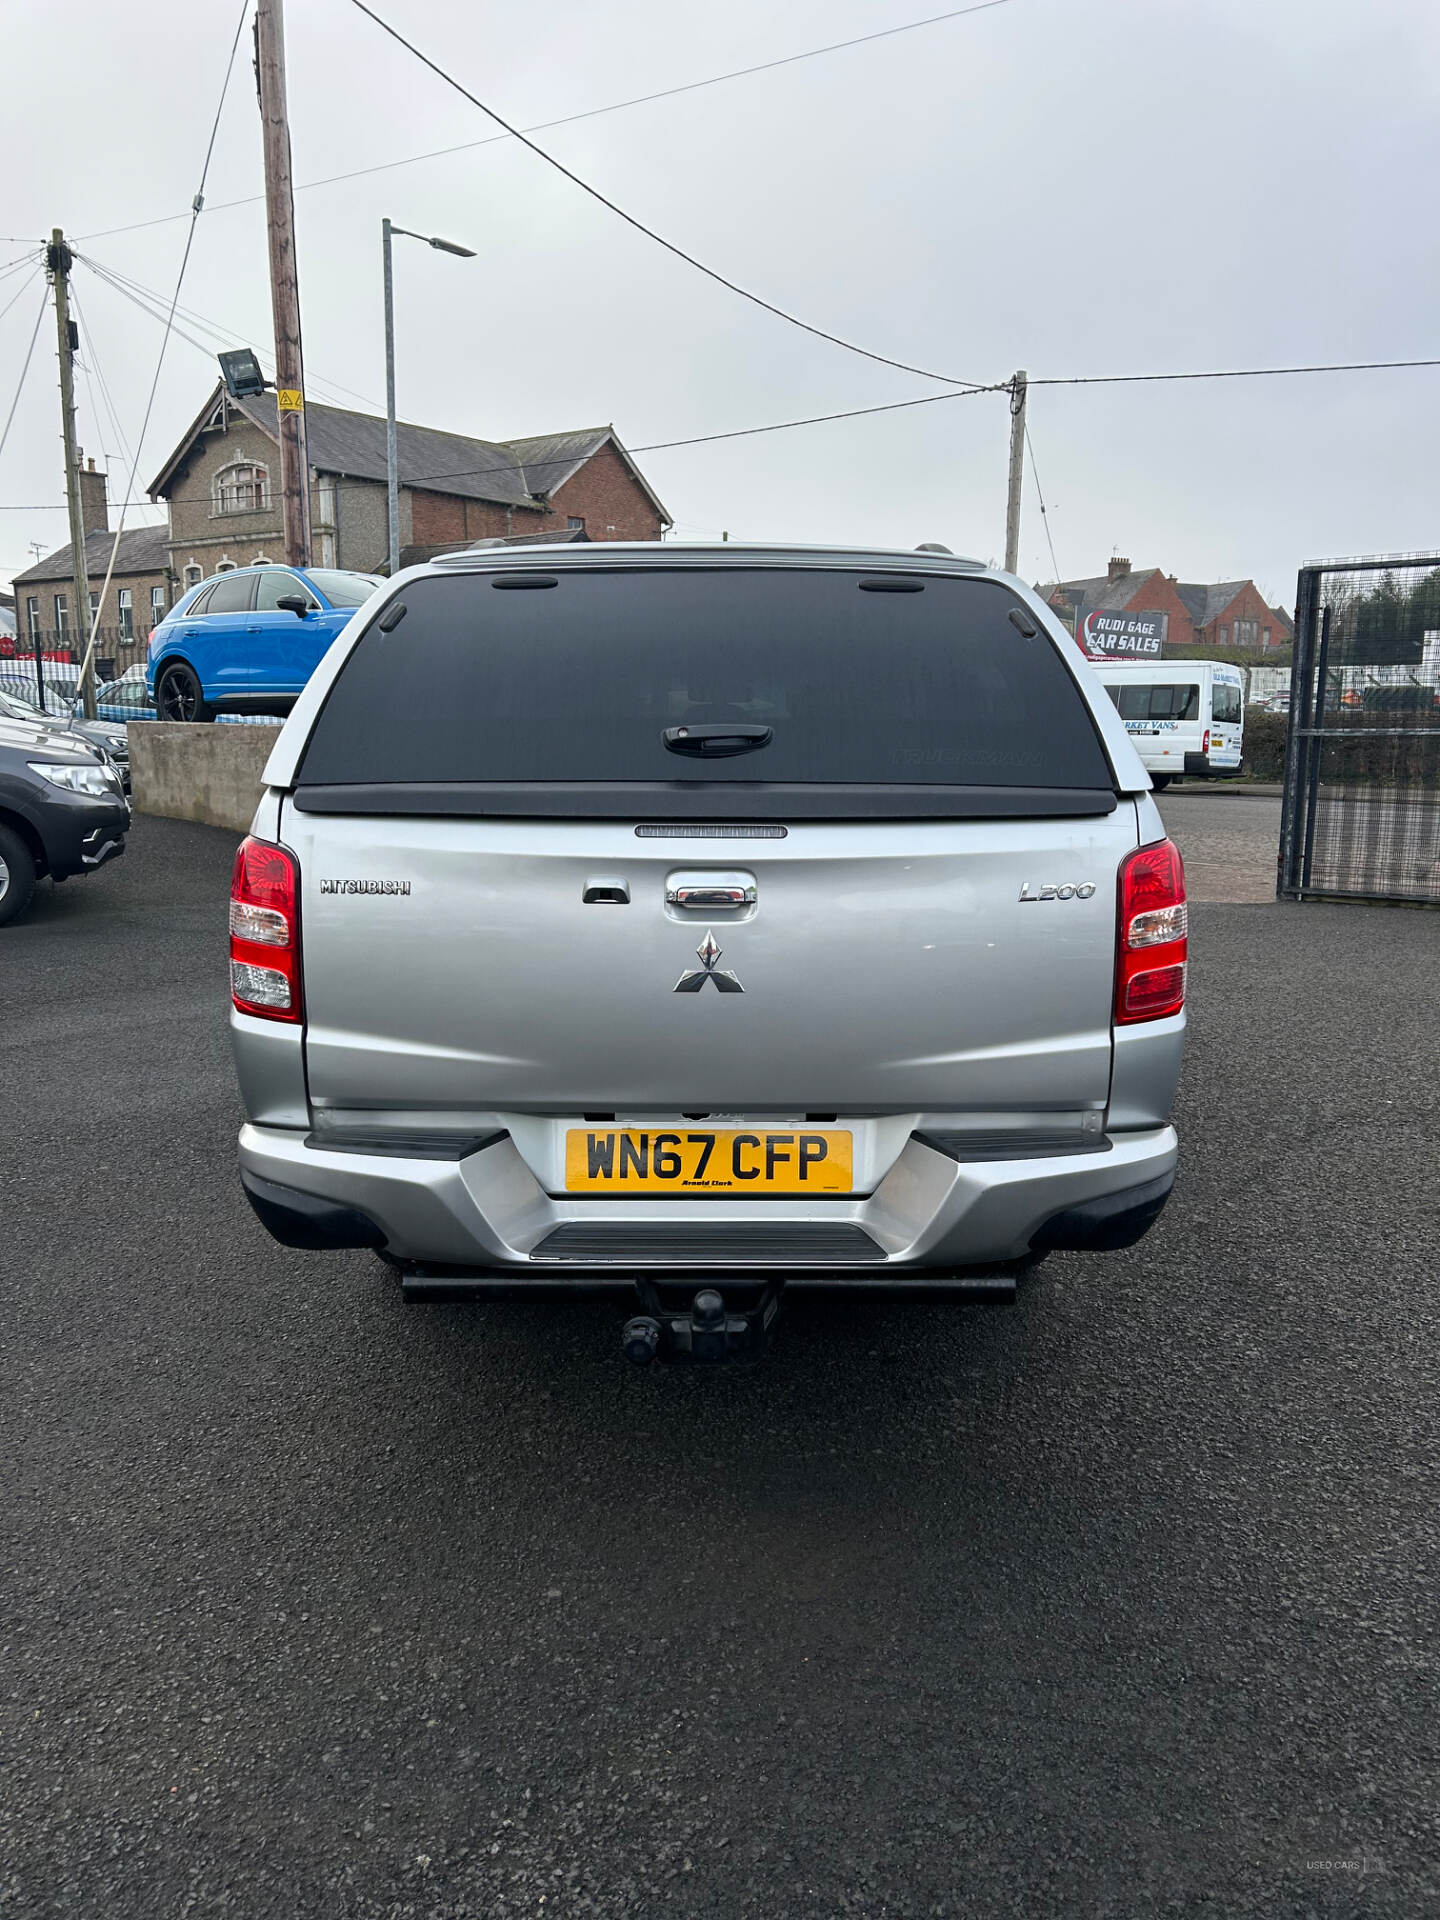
[383,219,475,575]
[217,347,268,399]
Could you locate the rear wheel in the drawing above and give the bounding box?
[156,662,214,723]
[0,823,37,928]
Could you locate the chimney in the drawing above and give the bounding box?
[1107,555,1131,581]
[78,454,110,535]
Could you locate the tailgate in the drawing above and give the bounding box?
[289,810,1136,1114]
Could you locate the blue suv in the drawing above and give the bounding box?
[147,565,382,721]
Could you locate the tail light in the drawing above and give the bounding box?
[230,836,301,1022]
[1203,728,1211,754]
[1116,839,1187,1024]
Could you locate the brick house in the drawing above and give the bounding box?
[1045,558,1293,650]
[4,457,172,678]
[147,386,671,589]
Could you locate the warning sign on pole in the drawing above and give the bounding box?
[276,388,304,412]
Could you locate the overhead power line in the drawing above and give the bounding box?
[73,0,250,697]
[74,1,1014,244]
[2,344,1436,515]
[346,0,990,391]
[0,384,998,513]
[0,285,50,465]
[78,252,386,414]
[71,285,144,486]
[1023,424,1060,583]
[1030,358,1440,387]
[0,265,43,328]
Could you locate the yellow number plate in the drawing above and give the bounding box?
[565,1128,853,1194]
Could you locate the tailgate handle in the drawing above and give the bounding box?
[662,724,772,757]
[666,871,757,909]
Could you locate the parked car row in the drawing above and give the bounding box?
[0,700,128,926]
[0,682,132,792]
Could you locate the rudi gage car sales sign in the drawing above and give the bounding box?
[1080,610,1167,657]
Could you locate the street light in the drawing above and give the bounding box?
[382,219,476,575]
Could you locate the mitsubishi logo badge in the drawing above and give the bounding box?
[673,928,744,994]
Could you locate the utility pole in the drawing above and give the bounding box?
[48,230,95,719]
[1004,368,1027,577]
[255,0,311,568]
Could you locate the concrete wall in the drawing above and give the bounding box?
[129,722,281,833]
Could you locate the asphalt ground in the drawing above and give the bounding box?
[2,813,1438,1917]
[1157,789,1282,903]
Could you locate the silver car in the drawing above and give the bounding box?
[230,544,1185,1362]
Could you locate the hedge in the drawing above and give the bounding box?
[1243,706,1440,786]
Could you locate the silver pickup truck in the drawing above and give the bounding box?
[230,543,1185,1363]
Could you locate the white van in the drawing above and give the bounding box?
[1094,659,1244,789]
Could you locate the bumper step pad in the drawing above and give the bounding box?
[531,1222,885,1264]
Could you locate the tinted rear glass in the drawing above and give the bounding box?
[205,573,255,615]
[298,569,1111,790]
[307,569,382,608]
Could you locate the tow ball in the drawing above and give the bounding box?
[622,1282,782,1366]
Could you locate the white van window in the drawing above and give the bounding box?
[1213,683,1243,723]
[1108,683,1200,723]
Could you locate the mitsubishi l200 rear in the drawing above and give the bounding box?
[231,545,1184,1363]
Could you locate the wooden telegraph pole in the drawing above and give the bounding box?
[1003,369,1027,576]
[47,231,96,719]
[255,0,312,567]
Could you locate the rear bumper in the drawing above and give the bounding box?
[1182,752,1242,778]
[238,1122,1178,1276]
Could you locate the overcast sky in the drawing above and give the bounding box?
[4,0,1438,602]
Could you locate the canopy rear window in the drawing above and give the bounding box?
[296,568,1114,812]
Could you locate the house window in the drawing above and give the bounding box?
[214,461,269,514]
[88,592,100,627]
[54,593,68,634]
[318,479,336,525]
[25,597,39,640]
[1262,626,1272,648]
[567,516,585,531]
[183,564,202,589]
[1232,618,1259,647]
[118,588,133,638]
[151,586,167,625]
[214,560,236,573]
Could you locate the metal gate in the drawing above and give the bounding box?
[1279,552,1440,904]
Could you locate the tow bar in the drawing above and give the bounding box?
[622,1281,783,1366]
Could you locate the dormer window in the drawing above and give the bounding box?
[214,461,269,514]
